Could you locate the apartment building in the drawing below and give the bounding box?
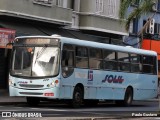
[72,0,128,43]
[123,0,160,48]
[0,0,127,89]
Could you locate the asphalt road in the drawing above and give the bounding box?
[0,100,159,120]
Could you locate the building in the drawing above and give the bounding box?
[0,0,128,89]
[123,0,160,48]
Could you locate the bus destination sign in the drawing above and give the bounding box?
[14,38,59,46]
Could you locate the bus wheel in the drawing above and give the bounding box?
[26,97,40,106]
[124,87,133,106]
[72,86,83,108]
[115,87,133,107]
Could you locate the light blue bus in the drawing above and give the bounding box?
[9,35,158,107]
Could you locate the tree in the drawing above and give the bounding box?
[119,0,157,31]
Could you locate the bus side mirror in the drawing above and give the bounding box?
[62,50,69,60]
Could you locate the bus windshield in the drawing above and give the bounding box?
[10,46,60,77]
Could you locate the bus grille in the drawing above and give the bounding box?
[19,92,43,95]
[19,84,44,88]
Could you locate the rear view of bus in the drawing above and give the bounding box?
[9,36,60,106]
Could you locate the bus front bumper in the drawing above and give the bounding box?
[9,86,60,99]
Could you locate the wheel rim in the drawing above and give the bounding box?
[72,87,83,107]
[75,91,81,103]
[125,89,133,105]
[126,92,131,104]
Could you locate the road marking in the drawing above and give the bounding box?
[0,110,18,111]
[75,111,108,115]
[42,113,62,116]
[30,108,68,111]
[13,107,24,109]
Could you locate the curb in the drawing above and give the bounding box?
[139,99,159,102]
[0,102,26,105]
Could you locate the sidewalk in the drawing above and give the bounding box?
[0,89,26,105]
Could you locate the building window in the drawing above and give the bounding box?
[96,0,104,14]
[129,18,138,34]
[107,0,116,16]
[157,0,160,11]
[96,0,117,18]
[104,0,116,17]
[154,23,160,34]
[72,14,79,28]
[57,0,63,7]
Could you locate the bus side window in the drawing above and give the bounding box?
[103,50,117,71]
[142,55,154,74]
[62,50,69,66]
[89,48,103,69]
[117,52,130,72]
[153,57,157,75]
[75,46,88,68]
[130,54,142,73]
[62,44,74,78]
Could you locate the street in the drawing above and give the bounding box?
[0,100,159,120]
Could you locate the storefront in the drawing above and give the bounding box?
[0,28,15,89]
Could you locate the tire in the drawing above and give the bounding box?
[26,97,40,106]
[115,87,133,107]
[124,87,133,106]
[71,86,83,108]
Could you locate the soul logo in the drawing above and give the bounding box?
[102,75,124,84]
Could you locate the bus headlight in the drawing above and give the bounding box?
[51,82,55,87]
[9,80,13,86]
[49,80,59,87]
[9,80,16,86]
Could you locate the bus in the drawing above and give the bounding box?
[9,35,158,107]
[142,37,160,85]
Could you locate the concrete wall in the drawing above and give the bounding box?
[0,0,72,25]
